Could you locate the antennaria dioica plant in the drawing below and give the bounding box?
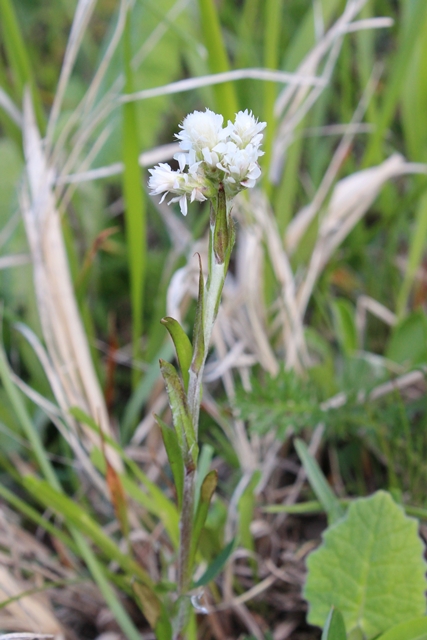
[149,107,266,638]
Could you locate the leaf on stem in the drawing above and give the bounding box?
[193,538,236,588]
[159,359,198,465]
[155,413,184,508]
[212,186,229,264]
[189,470,217,569]
[160,317,193,391]
[191,253,205,376]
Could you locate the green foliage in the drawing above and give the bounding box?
[376,617,427,640]
[386,310,427,366]
[234,367,324,437]
[322,608,347,640]
[295,439,345,525]
[305,491,427,639]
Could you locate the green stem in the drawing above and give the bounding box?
[174,189,233,638]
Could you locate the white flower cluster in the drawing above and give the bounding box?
[148,109,266,216]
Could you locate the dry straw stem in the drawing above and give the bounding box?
[0,566,63,636]
[271,0,392,183]
[295,154,427,320]
[20,90,120,471]
[0,87,22,127]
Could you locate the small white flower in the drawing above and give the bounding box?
[148,163,207,216]
[148,163,186,203]
[220,144,262,195]
[229,109,266,149]
[176,109,228,164]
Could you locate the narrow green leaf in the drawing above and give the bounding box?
[161,317,193,391]
[193,538,236,588]
[262,0,284,187]
[22,476,156,589]
[0,0,45,131]
[191,253,205,375]
[160,359,198,464]
[322,608,347,640]
[376,617,427,640]
[155,413,184,508]
[121,340,173,441]
[213,186,229,265]
[295,438,344,525]
[74,531,143,640]
[0,345,58,488]
[0,481,78,555]
[69,406,100,432]
[71,409,180,546]
[363,0,427,166]
[189,470,218,569]
[238,470,261,559]
[331,299,357,357]
[197,0,238,120]
[305,491,427,639]
[397,192,427,318]
[154,606,173,640]
[122,11,146,386]
[195,444,214,509]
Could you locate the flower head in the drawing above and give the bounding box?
[177,109,226,155]
[149,108,266,215]
[229,109,266,149]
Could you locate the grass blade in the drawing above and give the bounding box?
[0,0,45,131]
[122,10,146,387]
[197,0,238,119]
[295,438,344,525]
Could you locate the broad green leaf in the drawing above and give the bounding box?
[295,439,344,524]
[155,413,184,508]
[160,359,198,464]
[193,538,236,588]
[161,317,193,391]
[386,310,427,366]
[305,491,427,639]
[376,617,427,640]
[322,608,347,640]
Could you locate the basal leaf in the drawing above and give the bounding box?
[305,491,427,639]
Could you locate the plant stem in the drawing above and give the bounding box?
[174,189,233,638]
